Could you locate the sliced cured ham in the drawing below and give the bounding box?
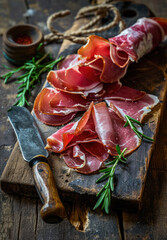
[152,17,167,35]
[57,54,86,69]
[39,88,89,115]
[46,103,109,174]
[62,143,106,174]
[106,93,159,122]
[34,105,76,126]
[103,84,146,101]
[109,18,165,65]
[47,53,105,97]
[46,102,142,173]
[32,17,165,174]
[92,102,141,155]
[46,103,98,153]
[46,17,167,98]
[78,35,110,59]
[47,67,100,91]
[33,87,90,126]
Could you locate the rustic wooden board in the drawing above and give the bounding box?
[1,2,167,212]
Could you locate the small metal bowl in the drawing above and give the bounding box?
[3,24,44,65]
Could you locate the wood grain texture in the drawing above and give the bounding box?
[35,198,121,240]
[123,169,167,239]
[1,2,166,212]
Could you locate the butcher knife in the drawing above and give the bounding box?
[8,106,66,223]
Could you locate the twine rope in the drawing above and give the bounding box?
[44,2,126,44]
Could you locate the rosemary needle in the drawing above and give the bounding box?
[0,52,64,107]
[124,115,154,142]
[93,145,127,214]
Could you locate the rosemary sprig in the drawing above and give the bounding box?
[124,115,154,142]
[1,51,63,106]
[93,145,127,214]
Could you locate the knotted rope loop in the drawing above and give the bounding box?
[44,3,125,45]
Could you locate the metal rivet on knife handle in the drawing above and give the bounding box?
[31,157,67,223]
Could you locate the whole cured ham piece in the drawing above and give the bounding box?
[46,102,142,174]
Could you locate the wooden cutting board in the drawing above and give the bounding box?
[1,2,167,211]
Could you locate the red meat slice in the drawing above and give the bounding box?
[103,85,146,101]
[33,88,77,126]
[106,94,159,122]
[92,102,141,155]
[46,102,142,174]
[109,18,165,64]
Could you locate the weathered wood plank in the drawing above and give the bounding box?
[123,169,167,240]
[0,192,121,240]
[0,0,27,35]
[35,198,121,240]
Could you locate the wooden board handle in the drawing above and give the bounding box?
[31,159,66,223]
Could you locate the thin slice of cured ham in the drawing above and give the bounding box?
[78,36,128,84]
[78,35,110,59]
[103,84,146,101]
[47,53,104,97]
[105,93,159,122]
[78,17,166,83]
[38,88,90,115]
[46,102,142,174]
[62,143,106,174]
[57,54,86,69]
[46,103,109,174]
[46,103,98,153]
[92,102,141,155]
[33,87,90,126]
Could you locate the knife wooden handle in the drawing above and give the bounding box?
[30,157,67,223]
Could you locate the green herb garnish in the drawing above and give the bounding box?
[1,50,63,106]
[93,145,127,214]
[124,115,154,142]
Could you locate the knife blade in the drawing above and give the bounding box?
[8,106,66,223]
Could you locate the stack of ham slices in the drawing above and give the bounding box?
[34,17,167,174]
